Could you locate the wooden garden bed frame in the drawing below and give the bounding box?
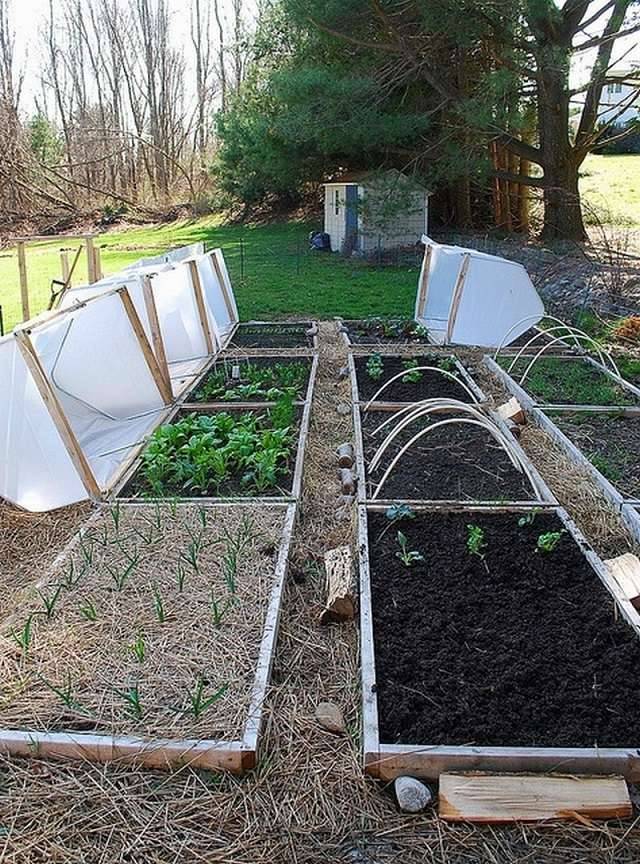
[0,500,296,773]
[337,318,433,352]
[358,501,640,782]
[223,320,319,356]
[113,353,318,505]
[484,354,640,544]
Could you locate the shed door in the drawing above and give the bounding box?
[345,185,359,251]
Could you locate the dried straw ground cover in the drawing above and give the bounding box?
[0,504,285,740]
[1,327,640,861]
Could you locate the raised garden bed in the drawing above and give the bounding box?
[352,354,483,404]
[551,411,640,499]
[229,322,316,350]
[120,403,304,501]
[342,318,430,346]
[0,502,295,771]
[495,355,640,407]
[358,408,539,502]
[187,356,312,404]
[360,504,640,780]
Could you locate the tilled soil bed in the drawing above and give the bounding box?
[354,355,478,403]
[187,356,311,404]
[368,509,640,748]
[228,322,314,349]
[360,409,535,501]
[552,410,640,498]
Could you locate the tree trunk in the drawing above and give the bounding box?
[537,44,587,242]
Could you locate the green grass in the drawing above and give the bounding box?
[580,153,640,227]
[499,356,636,405]
[0,218,419,333]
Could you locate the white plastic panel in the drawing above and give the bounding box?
[0,336,87,511]
[150,264,209,368]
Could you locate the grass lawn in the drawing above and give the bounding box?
[0,219,420,333]
[579,152,640,227]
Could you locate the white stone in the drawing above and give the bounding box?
[394,776,433,813]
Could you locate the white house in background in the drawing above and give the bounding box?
[598,68,640,126]
[322,169,431,254]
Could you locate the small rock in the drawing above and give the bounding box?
[315,701,345,734]
[394,776,433,813]
[338,366,350,380]
[336,402,351,415]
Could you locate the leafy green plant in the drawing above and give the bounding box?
[394,531,424,567]
[194,360,308,403]
[401,358,422,384]
[536,530,565,553]
[366,353,384,381]
[184,678,229,719]
[116,684,143,720]
[128,632,145,662]
[438,356,458,374]
[37,584,64,620]
[10,615,34,655]
[106,552,139,591]
[40,672,85,712]
[152,586,167,623]
[79,597,98,621]
[466,524,487,558]
[517,510,540,527]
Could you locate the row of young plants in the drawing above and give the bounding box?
[365,352,457,383]
[190,359,309,403]
[7,504,262,727]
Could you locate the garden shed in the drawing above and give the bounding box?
[323,169,431,254]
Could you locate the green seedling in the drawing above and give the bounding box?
[78,534,95,565]
[182,542,200,575]
[395,531,424,567]
[10,615,34,655]
[37,584,64,620]
[517,509,540,527]
[152,586,167,623]
[106,552,139,591]
[131,522,155,545]
[110,502,122,532]
[116,684,143,720]
[401,358,422,384]
[386,503,416,523]
[209,590,231,627]
[176,563,187,593]
[198,507,208,530]
[536,530,565,553]
[466,524,487,559]
[60,560,84,590]
[185,678,229,719]
[366,353,384,381]
[40,672,85,712]
[128,632,145,662]
[438,356,458,374]
[79,597,98,621]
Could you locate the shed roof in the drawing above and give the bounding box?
[323,168,431,193]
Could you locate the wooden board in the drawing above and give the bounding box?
[320,546,354,623]
[439,772,632,823]
[605,553,640,610]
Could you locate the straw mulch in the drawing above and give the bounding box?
[0,504,286,739]
[0,324,639,862]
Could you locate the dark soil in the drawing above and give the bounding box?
[187,356,311,403]
[354,355,479,403]
[498,356,638,406]
[229,322,314,349]
[344,318,430,345]
[553,410,640,498]
[369,509,640,748]
[121,407,301,500]
[360,410,534,501]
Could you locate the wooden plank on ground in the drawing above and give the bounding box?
[320,546,354,623]
[439,772,632,823]
[605,553,640,610]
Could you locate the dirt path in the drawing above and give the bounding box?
[0,324,639,862]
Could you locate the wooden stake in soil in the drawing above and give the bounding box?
[439,772,632,824]
[320,546,355,624]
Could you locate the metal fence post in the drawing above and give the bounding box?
[0,305,4,337]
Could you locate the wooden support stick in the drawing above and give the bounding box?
[15,330,101,499]
[17,241,30,321]
[188,260,215,354]
[446,253,471,343]
[118,288,173,405]
[94,244,103,281]
[85,237,97,284]
[60,250,70,285]
[416,243,432,317]
[320,546,355,623]
[142,276,171,392]
[209,251,236,322]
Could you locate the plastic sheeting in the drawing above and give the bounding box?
[0,290,166,512]
[414,236,544,348]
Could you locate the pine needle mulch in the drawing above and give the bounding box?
[0,325,639,862]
